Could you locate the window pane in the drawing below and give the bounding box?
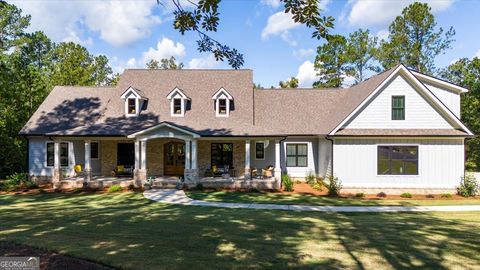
[392,96,405,120]
[173,99,182,114]
[390,159,404,174]
[377,159,390,175]
[377,145,418,175]
[128,99,136,114]
[255,143,264,159]
[378,146,390,160]
[297,157,307,167]
[90,142,99,159]
[286,145,296,155]
[60,143,69,167]
[286,157,296,167]
[46,143,54,167]
[211,143,233,168]
[404,160,418,175]
[297,144,307,155]
[218,99,227,114]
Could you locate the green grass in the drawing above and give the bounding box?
[1,192,480,269]
[186,190,480,206]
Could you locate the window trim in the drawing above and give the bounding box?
[90,141,100,160]
[285,143,308,168]
[45,141,69,168]
[255,142,265,160]
[376,144,419,176]
[391,95,405,121]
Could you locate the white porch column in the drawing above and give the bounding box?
[134,140,140,171]
[274,140,282,190]
[140,140,147,170]
[191,139,198,170]
[245,140,251,179]
[53,141,61,182]
[84,140,92,181]
[185,139,191,169]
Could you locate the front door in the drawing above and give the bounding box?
[164,141,185,176]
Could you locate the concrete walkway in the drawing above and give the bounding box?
[143,189,480,212]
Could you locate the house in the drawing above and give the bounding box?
[19,64,473,194]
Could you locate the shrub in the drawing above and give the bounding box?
[426,194,434,198]
[108,185,123,193]
[326,176,342,197]
[377,192,387,198]
[282,174,294,192]
[457,173,479,197]
[355,192,364,198]
[306,172,316,185]
[195,182,204,190]
[400,192,412,198]
[441,193,452,199]
[2,173,36,191]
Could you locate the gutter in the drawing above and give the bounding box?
[325,135,334,179]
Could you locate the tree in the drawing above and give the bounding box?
[163,0,334,69]
[279,77,298,88]
[440,58,480,170]
[377,2,455,74]
[313,35,351,88]
[0,1,30,52]
[50,42,114,86]
[146,56,184,69]
[346,29,379,84]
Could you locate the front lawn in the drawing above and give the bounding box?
[1,192,479,269]
[187,190,480,206]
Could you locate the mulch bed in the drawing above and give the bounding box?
[0,241,116,270]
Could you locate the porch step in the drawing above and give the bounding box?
[151,178,180,189]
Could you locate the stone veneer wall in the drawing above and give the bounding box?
[198,140,246,177]
[100,140,117,176]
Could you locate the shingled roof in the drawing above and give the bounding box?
[20,65,453,137]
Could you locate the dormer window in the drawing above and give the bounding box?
[212,87,233,117]
[167,87,190,117]
[127,98,136,115]
[121,86,147,117]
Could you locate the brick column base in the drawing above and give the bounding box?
[84,170,92,182]
[184,169,199,184]
[274,169,282,191]
[52,169,61,182]
[244,167,251,180]
[134,169,147,187]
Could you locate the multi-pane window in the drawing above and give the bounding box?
[218,99,227,115]
[392,96,405,120]
[173,98,182,115]
[211,143,233,168]
[90,142,99,159]
[127,98,136,114]
[286,144,308,167]
[377,146,418,175]
[255,142,265,159]
[46,142,69,167]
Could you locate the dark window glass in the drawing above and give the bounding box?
[255,142,265,159]
[392,96,405,120]
[218,99,227,114]
[211,143,233,168]
[90,142,99,159]
[60,142,69,167]
[377,146,418,175]
[127,98,136,114]
[173,99,182,115]
[286,144,308,167]
[46,142,54,167]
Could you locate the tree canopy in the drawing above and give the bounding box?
[279,77,299,88]
[146,56,184,69]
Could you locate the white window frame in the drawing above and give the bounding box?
[167,87,189,117]
[255,142,265,160]
[212,88,233,118]
[45,141,70,168]
[121,87,146,117]
[126,97,138,117]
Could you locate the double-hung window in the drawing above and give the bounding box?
[90,142,99,159]
[255,142,265,159]
[286,144,308,167]
[392,96,405,120]
[211,143,233,168]
[46,142,69,167]
[377,146,418,175]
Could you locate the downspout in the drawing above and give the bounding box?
[325,135,334,179]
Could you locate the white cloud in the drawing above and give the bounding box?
[11,0,161,46]
[262,11,301,44]
[475,49,480,58]
[62,29,93,46]
[261,0,281,8]
[188,54,218,69]
[318,0,332,11]
[293,48,315,59]
[344,0,454,27]
[296,61,318,87]
[142,37,186,65]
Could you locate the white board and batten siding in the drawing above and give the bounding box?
[423,82,461,118]
[333,138,464,189]
[343,74,453,129]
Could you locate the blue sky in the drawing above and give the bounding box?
[10,0,480,87]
